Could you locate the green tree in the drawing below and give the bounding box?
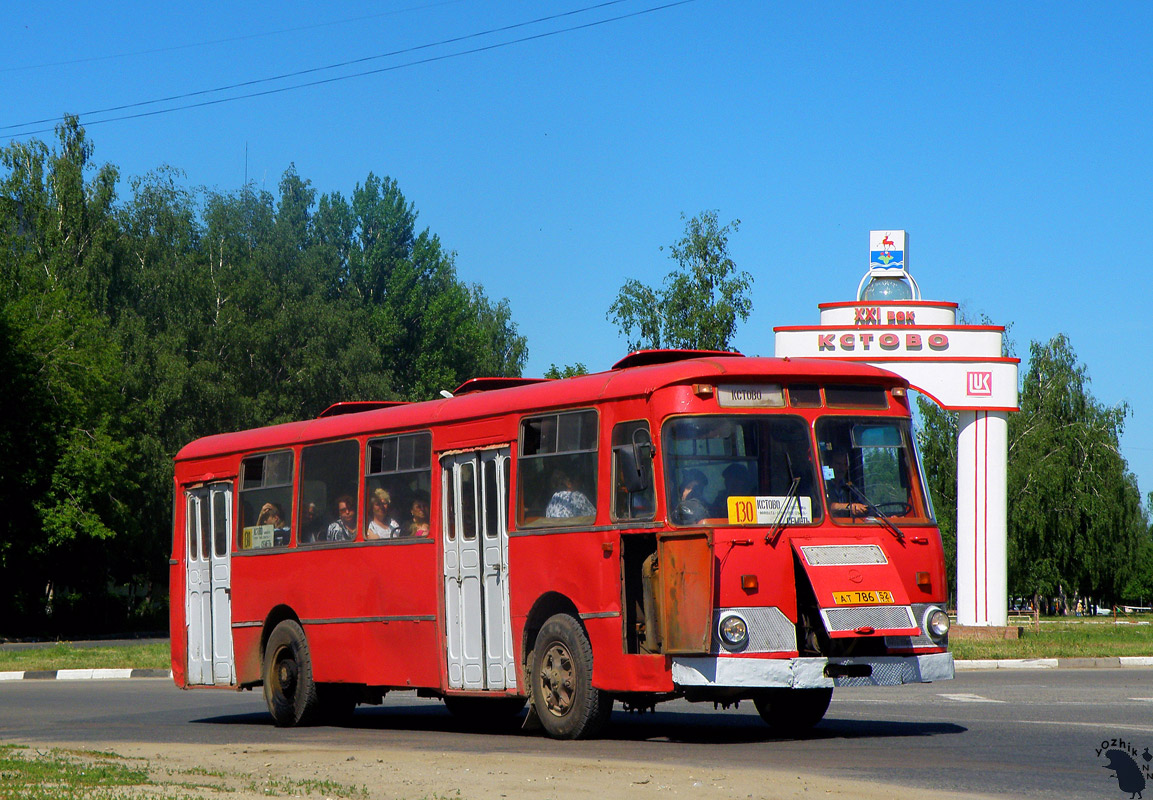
[0,117,139,633]
[544,362,589,379]
[608,210,751,352]
[1007,334,1145,607]
[0,119,530,635]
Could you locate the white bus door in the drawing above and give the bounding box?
[442,448,513,691]
[185,483,235,685]
[479,451,515,689]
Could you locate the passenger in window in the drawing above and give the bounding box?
[366,488,402,539]
[326,495,358,541]
[544,470,596,519]
[712,464,754,516]
[408,494,431,537]
[300,502,324,543]
[257,502,290,546]
[674,469,710,522]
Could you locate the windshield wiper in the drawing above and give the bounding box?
[765,476,802,546]
[845,482,905,543]
[766,453,802,546]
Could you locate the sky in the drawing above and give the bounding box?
[4,1,1152,502]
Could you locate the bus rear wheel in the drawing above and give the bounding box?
[530,614,611,739]
[753,688,833,732]
[263,620,319,727]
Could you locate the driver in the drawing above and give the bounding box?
[824,450,868,517]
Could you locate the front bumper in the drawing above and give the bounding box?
[671,651,954,689]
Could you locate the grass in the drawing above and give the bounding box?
[245,776,368,798]
[949,616,1153,660]
[0,744,163,799]
[0,744,370,799]
[0,642,170,672]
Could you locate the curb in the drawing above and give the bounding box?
[0,668,171,681]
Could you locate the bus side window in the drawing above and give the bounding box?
[611,421,655,522]
[238,451,294,550]
[299,440,360,544]
[518,409,598,527]
[366,432,432,539]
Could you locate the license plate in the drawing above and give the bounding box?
[832,590,895,605]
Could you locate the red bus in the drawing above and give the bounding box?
[170,350,953,739]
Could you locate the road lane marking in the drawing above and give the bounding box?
[937,693,1005,703]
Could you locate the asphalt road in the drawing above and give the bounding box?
[2,669,1151,799]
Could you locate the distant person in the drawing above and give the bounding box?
[366,488,401,540]
[326,495,358,541]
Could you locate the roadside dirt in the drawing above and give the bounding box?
[21,738,998,800]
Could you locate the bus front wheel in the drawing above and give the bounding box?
[263,620,320,727]
[530,614,611,739]
[753,687,832,732]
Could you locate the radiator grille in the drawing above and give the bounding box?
[800,544,888,566]
[823,605,916,632]
[833,658,911,687]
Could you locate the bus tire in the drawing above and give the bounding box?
[753,687,833,732]
[530,614,611,739]
[263,620,320,727]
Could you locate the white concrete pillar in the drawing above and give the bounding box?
[955,410,1009,626]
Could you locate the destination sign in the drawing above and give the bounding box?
[716,384,784,408]
[727,495,813,525]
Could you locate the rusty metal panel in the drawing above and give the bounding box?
[657,531,715,654]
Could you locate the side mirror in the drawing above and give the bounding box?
[615,443,651,494]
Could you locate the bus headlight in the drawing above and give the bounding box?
[718,614,749,651]
[924,607,950,642]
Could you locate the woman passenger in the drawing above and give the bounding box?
[366,488,401,539]
[326,495,358,541]
[408,495,431,537]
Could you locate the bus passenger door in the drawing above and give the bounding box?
[442,448,513,691]
[479,449,515,690]
[184,482,235,686]
[443,453,483,689]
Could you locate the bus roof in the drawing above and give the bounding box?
[174,354,905,463]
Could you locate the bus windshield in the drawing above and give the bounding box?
[661,415,823,526]
[815,417,934,524]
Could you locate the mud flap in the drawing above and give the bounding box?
[521,698,542,731]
